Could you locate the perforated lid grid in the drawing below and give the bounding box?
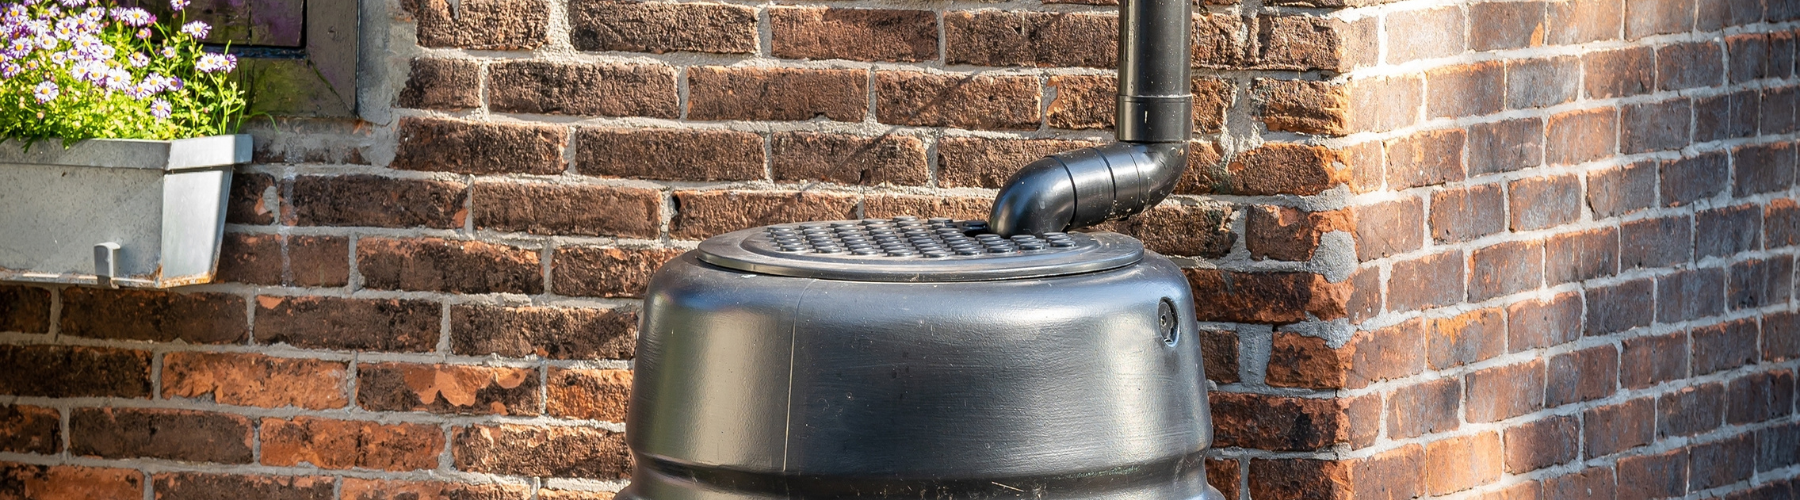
[695,217,1146,282]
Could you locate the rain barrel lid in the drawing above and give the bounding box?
[695,216,1144,282]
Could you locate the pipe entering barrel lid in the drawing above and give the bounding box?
[987,0,1194,236]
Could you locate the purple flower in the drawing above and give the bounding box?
[159,45,176,58]
[135,28,148,38]
[32,80,57,102]
[103,67,129,89]
[0,61,20,78]
[164,75,182,90]
[128,52,148,67]
[150,98,171,118]
[112,7,152,26]
[57,0,85,7]
[180,20,208,38]
[194,52,234,73]
[170,0,189,10]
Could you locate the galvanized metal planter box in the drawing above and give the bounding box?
[0,135,251,288]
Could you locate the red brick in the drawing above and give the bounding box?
[357,237,542,294]
[771,132,929,186]
[1696,204,1763,259]
[261,417,444,471]
[1587,161,1656,218]
[576,127,764,182]
[1193,78,1233,134]
[1255,15,1347,71]
[1341,141,1382,193]
[1656,268,1727,323]
[1467,359,1546,422]
[1731,141,1797,197]
[1509,175,1580,231]
[1193,13,1250,69]
[0,285,50,334]
[1585,278,1654,335]
[1201,143,1349,196]
[392,117,567,175]
[1388,378,1461,439]
[1254,79,1349,135]
[1244,206,1353,261]
[547,368,632,422]
[1426,62,1503,119]
[551,246,685,299]
[1503,416,1577,474]
[397,58,480,110]
[1210,392,1348,451]
[1086,204,1230,258]
[0,463,143,500]
[1657,41,1723,91]
[568,0,755,54]
[1386,7,1465,63]
[153,473,333,500]
[1247,458,1351,500]
[1584,397,1654,458]
[1425,431,1503,495]
[936,137,1100,189]
[771,7,938,62]
[489,61,678,118]
[1621,98,1693,154]
[1508,292,1583,351]
[863,195,993,221]
[1728,33,1772,83]
[1386,129,1465,189]
[162,352,348,409]
[1696,90,1761,142]
[1545,228,1618,285]
[1547,0,1623,45]
[1694,318,1759,375]
[1730,257,1795,310]
[1266,320,1426,389]
[1354,197,1423,261]
[670,190,860,240]
[1201,329,1241,384]
[1544,345,1617,407]
[357,363,540,416]
[1470,240,1544,301]
[1185,270,1349,324]
[454,424,631,479]
[286,235,351,287]
[1772,199,1800,248]
[1046,75,1115,130]
[216,233,282,285]
[1690,434,1755,491]
[1471,2,1547,51]
[1207,459,1241,500]
[1727,370,1797,425]
[452,305,635,360]
[1543,467,1615,500]
[1506,57,1580,110]
[341,479,530,500]
[1389,251,1465,312]
[1429,184,1503,244]
[875,71,1040,130]
[1624,0,1695,38]
[1476,481,1541,500]
[1345,267,1381,324]
[538,490,616,500]
[687,67,867,122]
[1430,308,1506,369]
[1468,117,1545,175]
[1620,331,1688,389]
[70,408,252,463]
[1621,215,1694,269]
[1351,446,1425,500]
[0,405,58,455]
[1616,449,1688,499]
[254,296,438,352]
[1546,107,1617,165]
[1658,382,1725,438]
[58,288,245,344]
[402,0,545,50]
[1347,75,1424,133]
[472,182,660,238]
[1583,46,1654,99]
[0,345,149,399]
[286,175,467,229]
[944,10,1116,68]
[1346,395,1382,449]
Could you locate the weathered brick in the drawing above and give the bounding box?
[687,67,867,122]
[1347,75,1423,133]
[1508,292,1583,351]
[944,10,1116,68]
[1546,108,1617,166]
[1255,15,1347,71]
[1699,0,1765,28]
[1207,459,1241,500]
[1471,2,1547,51]
[1657,41,1724,91]
[1759,421,1800,472]
[1342,141,1382,193]
[70,408,252,463]
[1766,311,1800,362]
[1345,395,1382,449]
[454,424,631,479]
[1730,257,1794,310]
[551,247,685,299]
[287,175,467,229]
[1621,98,1693,154]
[1771,199,1800,248]
[1694,319,1760,374]
[1658,382,1725,438]
[1773,31,1797,77]
[357,237,542,294]
[568,0,756,54]
[1620,331,1688,389]
[1106,204,1236,258]
[1545,228,1618,285]
[59,288,245,344]
[1430,184,1504,243]
[1509,175,1580,231]
[875,72,1040,130]
[1728,34,1771,83]
[1387,129,1465,189]
[153,473,333,500]
[163,352,348,409]
[0,463,143,500]
[1625,0,1696,37]
[1389,378,1461,439]
[1192,78,1233,135]
[1696,90,1761,142]
[341,479,530,500]
[489,61,678,118]
[539,490,616,500]
[1543,467,1615,500]
[1583,47,1655,99]
[0,345,149,399]
[1661,152,1729,207]
[357,363,540,416]
[1544,345,1617,407]
[392,117,567,175]
[1346,267,1382,324]
[1194,13,1251,68]
[473,182,660,238]
[254,296,438,352]
[453,305,635,360]
[1253,79,1348,135]
[261,417,443,471]
[1476,481,1541,500]
[1764,86,1799,134]
[771,7,937,62]
[1467,359,1546,422]
[0,405,58,455]
[1585,279,1654,335]
[670,190,859,240]
[1697,204,1764,260]
[1211,392,1348,451]
[863,195,994,221]
[1465,119,1542,177]
[1503,416,1577,474]
[1470,240,1545,300]
[1248,458,1350,500]
[1505,56,1579,110]
[576,128,763,182]
[397,58,480,110]
[1727,370,1796,425]
[1386,7,1465,63]
[0,285,50,334]
[771,132,929,186]
[1193,143,1349,196]
[1201,329,1241,384]
[1656,268,1727,323]
[1733,141,1797,197]
[1689,434,1755,491]
[937,137,1100,188]
[1616,449,1687,499]
[1389,251,1465,312]
[1621,215,1693,269]
[216,233,282,285]
[1431,308,1509,371]
[547,368,632,422]
[1587,161,1655,218]
[1585,398,1654,458]
[1351,446,1425,500]
[1427,62,1503,118]
[1185,270,1349,324]
[402,0,545,50]
[1244,206,1352,261]
[1046,75,1115,130]
[1426,431,1503,495]
[1267,320,1426,389]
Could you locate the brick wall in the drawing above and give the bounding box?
[0,0,1793,497]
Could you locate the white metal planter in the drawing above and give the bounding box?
[0,135,250,288]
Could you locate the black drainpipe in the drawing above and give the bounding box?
[988,0,1194,236]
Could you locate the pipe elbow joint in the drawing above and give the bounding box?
[988,142,1189,236]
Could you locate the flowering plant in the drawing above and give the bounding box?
[1,0,246,144]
